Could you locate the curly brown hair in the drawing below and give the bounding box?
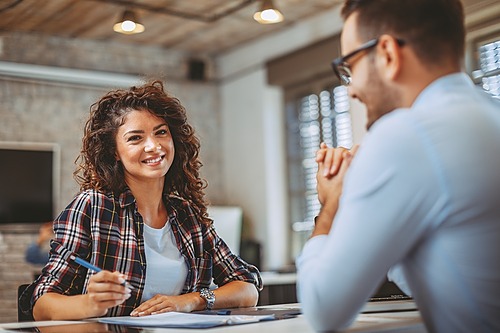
[74,80,210,223]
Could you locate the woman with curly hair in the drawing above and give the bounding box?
[21,80,262,320]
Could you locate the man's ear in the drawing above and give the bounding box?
[377,34,402,81]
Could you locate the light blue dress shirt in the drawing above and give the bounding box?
[297,73,500,333]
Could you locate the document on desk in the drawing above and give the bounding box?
[98,311,275,328]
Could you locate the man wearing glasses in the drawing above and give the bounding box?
[296,0,500,332]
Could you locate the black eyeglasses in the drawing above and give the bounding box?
[331,38,405,86]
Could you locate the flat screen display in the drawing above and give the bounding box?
[0,142,60,224]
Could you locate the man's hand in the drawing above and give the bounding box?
[316,142,350,177]
[316,143,358,205]
[311,143,358,237]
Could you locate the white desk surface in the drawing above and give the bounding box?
[0,302,425,333]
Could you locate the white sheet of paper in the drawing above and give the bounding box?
[98,311,275,328]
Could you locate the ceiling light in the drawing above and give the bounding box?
[113,9,145,35]
[253,0,284,24]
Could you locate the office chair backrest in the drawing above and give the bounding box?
[18,283,34,322]
[207,206,243,255]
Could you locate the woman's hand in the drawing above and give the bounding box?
[130,281,258,317]
[85,270,132,317]
[33,270,132,320]
[130,293,200,316]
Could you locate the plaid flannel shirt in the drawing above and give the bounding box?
[22,189,262,317]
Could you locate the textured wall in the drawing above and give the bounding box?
[0,229,42,322]
[0,32,222,322]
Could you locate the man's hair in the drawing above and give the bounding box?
[341,0,465,66]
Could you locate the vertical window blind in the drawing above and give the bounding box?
[287,85,353,255]
[479,39,500,99]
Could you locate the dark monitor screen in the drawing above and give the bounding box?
[0,142,59,224]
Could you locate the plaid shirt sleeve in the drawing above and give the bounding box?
[170,197,262,292]
[28,191,93,309]
[204,222,263,291]
[21,190,144,317]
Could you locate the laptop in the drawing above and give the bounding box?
[364,278,416,313]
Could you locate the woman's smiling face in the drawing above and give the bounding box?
[115,109,175,186]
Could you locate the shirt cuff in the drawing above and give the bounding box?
[296,234,328,269]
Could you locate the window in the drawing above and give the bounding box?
[267,34,346,261]
[478,39,500,99]
[286,85,353,257]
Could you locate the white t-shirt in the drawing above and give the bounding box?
[141,222,188,302]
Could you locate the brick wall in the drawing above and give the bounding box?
[0,226,44,322]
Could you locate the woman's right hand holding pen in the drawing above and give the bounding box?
[85,270,132,317]
[33,270,132,320]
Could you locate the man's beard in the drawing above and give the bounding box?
[364,64,402,131]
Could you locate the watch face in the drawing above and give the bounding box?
[201,288,215,309]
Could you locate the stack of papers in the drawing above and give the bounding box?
[98,311,275,328]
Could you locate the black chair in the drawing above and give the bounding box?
[17,283,34,322]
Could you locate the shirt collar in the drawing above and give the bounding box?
[117,189,182,225]
[412,72,473,109]
[118,188,136,208]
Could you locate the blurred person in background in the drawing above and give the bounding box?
[25,222,53,265]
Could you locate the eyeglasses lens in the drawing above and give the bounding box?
[337,64,352,86]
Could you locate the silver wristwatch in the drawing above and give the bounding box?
[200,288,216,310]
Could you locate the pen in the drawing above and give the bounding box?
[196,309,232,315]
[68,253,135,291]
